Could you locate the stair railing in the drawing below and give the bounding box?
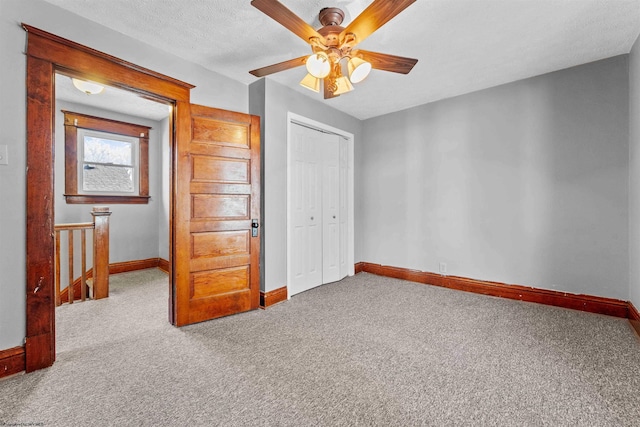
[54,206,112,305]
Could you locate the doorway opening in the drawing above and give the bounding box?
[52,72,171,320]
[25,26,262,373]
[24,24,193,372]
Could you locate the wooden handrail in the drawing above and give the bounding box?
[54,222,93,231]
[54,207,111,305]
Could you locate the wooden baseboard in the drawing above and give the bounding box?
[260,286,288,309]
[109,258,161,275]
[60,257,170,302]
[356,262,629,319]
[630,302,640,337]
[0,346,26,379]
[158,258,170,274]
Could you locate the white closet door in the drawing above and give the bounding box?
[322,135,340,283]
[290,123,348,296]
[338,137,349,279]
[290,124,323,294]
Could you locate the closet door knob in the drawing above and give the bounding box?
[311,216,314,220]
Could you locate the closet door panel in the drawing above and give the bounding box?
[322,136,340,283]
[339,138,349,279]
[290,124,322,294]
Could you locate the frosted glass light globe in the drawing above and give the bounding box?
[306,52,331,79]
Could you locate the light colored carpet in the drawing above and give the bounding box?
[1,269,639,426]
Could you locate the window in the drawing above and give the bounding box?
[79,129,138,194]
[63,111,151,204]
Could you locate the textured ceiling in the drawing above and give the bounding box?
[43,0,640,120]
[55,74,171,121]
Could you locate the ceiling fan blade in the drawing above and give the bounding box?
[340,0,416,46]
[324,78,339,99]
[251,0,326,45]
[355,50,418,74]
[249,55,308,77]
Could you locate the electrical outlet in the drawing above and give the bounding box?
[439,262,447,275]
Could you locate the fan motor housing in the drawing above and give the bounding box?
[318,7,345,46]
[319,7,344,26]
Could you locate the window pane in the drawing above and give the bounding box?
[83,136,132,166]
[82,164,134,193]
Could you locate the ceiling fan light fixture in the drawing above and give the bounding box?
[72,78,105,95]
[348,57,372,83]
[306,52,331,79]
[333,75,354,96]
[249,2,418,100]
[299,73,320,93]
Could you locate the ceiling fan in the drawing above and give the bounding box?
[249,0,418,99]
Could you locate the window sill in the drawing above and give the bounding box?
[64,194,150,204]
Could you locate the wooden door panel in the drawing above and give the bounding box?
[192,156,250,183]
[192,117,250,148]
[188,290,252,319]
[174,104,260,326]
[192,231,250,258]
[190,220,252,233]
[192,195,250,220]
[190,183,252,195]
[190,255,251,272]
[190,143,251,159]
[191,266,250,298]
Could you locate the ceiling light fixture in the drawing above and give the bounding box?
[299,73,321,93]
[348,56,372,84]
[297,7,373,97]
[299,32,372,96]
[72,78,105,95]
[251,2,418,100]
[333,75,354,96]
[305,52,331,79]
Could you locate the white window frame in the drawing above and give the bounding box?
[77,128,140,196]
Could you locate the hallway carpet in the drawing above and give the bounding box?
[1,269,639,426]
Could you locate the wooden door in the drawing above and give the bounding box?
[173,104,260,326]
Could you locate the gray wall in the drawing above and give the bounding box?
[0,0,636,352]
[54,101,165,275]
[257,80,363,292]
[248,79,267,291]
[159,116,171,262]
[630,34,640,309]
[0,0,247,350]
[360,56,630,300]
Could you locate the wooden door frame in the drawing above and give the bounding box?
[286,112,355,297]
[23,25,193,372]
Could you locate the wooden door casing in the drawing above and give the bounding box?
[174,105,261,326]
[24,25,193,372]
